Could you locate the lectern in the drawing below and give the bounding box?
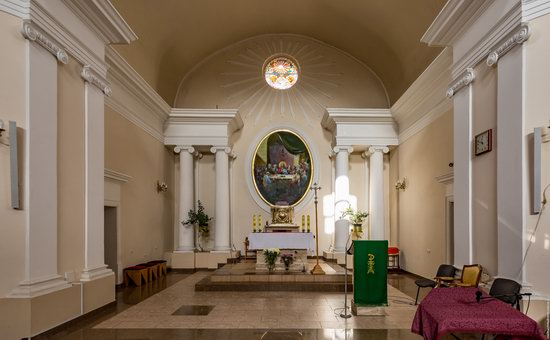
[352,240,388,311]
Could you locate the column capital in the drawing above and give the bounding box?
[446,68,475,98]
[361,151,372,159]
[174,145,201,158]
[487,25,530,67]
[333,145,353,154]
[21,20,69,64]
[81,66,112,96]
[210,146,232,154]
[368,146,389,154]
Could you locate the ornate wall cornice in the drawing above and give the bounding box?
[446,68,475,98]
[487,25,530,66]
[81,66,112,96]
[21,20,68,64]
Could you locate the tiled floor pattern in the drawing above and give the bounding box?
[95,271,419,330]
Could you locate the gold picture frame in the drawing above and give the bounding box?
[251,129,313,207]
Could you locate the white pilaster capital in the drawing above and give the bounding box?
[174,145,200,158]
[446,68,475,98]
[210,146,232,154]
[21,20,69,64]
[368,146,389,154]
[80,66,112,96]
[361,151,372,159]
[487,25,530,67]
[333,145,354,154]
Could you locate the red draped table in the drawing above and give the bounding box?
[412,287,545,340]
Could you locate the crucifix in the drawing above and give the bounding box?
[310,183,325,275]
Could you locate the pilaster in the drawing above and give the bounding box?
[368,146,389,241]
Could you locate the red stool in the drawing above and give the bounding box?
[388,247,400,269]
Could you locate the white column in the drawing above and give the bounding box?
[333,146,353,252]
[369,146,389,240]
[80,66,113,281]
[495,41,526,280]
[10,22,71,297]
[362,151,370,239]
[448,68,475,268]
[175,146,200,251]
[211,146,231,251]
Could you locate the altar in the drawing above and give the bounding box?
[248,232,314,271]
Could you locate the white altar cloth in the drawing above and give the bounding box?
[248,232,315,252]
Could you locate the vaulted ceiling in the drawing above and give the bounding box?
[111,0,446,106]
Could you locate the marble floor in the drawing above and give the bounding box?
[35,268,433,339]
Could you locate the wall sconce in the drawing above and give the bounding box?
[156,180,168,193]
[395,178,407,191]
[0,119,5,137]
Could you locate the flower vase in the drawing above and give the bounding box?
[267,263,275,272]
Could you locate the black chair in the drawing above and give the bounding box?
[489,278,522,310]
[414,264,456,305]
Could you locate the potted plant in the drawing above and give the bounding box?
[263,248,280,272]
[340,206,369,234]
[182,200,212,250]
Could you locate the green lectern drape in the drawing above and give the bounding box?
[353,240,388,306]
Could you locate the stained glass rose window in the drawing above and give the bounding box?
[264,57,298,90]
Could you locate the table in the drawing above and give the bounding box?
[248,232,314,252]
[412,287,545,340]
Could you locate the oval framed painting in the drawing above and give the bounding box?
[252,129,313,207]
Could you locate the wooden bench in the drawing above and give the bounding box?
[123,266,149,286]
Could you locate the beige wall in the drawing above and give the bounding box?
[0,11,27,298]
[471,63,498,276]
[396,110,453,278]
[104,105,175,267]
[57,58,86,280]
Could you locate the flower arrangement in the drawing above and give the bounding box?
[183,200,212,235]
[263,248,280,271]
[280,253,294,271]
[340,206,369,225]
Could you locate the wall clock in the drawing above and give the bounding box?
[474,129,492,156]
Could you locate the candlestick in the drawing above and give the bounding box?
[302,215,305,231]
[258,215,262,227]
[310,183,325,275]
[252,215,256,232]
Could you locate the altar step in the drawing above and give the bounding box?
[195,261,353,292]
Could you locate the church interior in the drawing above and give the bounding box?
[1,0,550,339]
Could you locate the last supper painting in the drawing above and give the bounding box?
[252,130,313,206]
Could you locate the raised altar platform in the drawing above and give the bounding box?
[195,260,353,292]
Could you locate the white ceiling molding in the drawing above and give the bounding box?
[0,0,30,18]
[106,47,171,120]
[522,0,550,21]
[446,68,475,98]
[81,65,112,96]
[105,46,170,143]
[21,20,69,64]
[62,0,137,44]
[24,0,109,76]
[486,24,530,66]
[450,1,522,77]
[392,48,452,138]
[165,109,243,147]
[398,99,452,144]
[104,168,132,183]
[421,0,494,47]
[321,108,398,147]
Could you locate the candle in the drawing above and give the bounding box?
[307,215,310,227]
[301,215,305,230]
[253,215,256,228]
[258,215,262,227]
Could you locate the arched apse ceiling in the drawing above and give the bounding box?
[174,34,390,125]
[111,0,446,105]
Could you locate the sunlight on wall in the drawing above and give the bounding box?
[544,234,549,250]
[322,192,357,235]
[323,193,334,235]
